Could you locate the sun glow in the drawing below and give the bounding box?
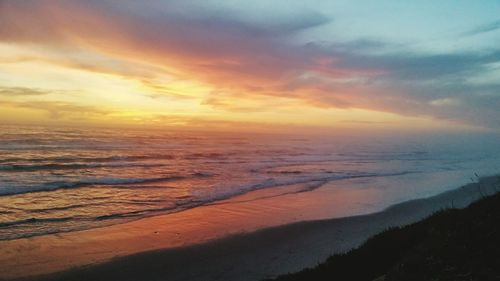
[1,1,496,133]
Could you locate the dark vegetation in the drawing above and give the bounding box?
[270,180,500,281]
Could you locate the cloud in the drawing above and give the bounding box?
[463,19,500,36]
[1,1,499,130]
[341,120,391,124]
[321,46,500,81]
[0,87,53,96]
[0,1,332,86]
[139,80,199,100]
[1,100,109,119]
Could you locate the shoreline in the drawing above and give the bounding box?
[1,175,498,281]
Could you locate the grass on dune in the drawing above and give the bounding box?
[269,178,500,281]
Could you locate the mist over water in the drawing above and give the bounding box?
[0,125,499,240]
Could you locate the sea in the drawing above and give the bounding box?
[1,125,499,240]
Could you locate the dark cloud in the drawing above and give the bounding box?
[325,47,500,81]
[260,11,331,34]
[312,39,396,53]
[0,87,52,96]
[264,43,500,129]
[463,19,500,36]
[341,120,392,124]
[1,100,109,119]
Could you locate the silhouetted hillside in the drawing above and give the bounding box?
[270,183,500,281]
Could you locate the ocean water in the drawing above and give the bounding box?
[0,125,499,240]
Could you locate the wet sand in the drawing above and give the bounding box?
[1,176,498,281]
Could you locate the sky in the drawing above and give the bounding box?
[1,0,499,133]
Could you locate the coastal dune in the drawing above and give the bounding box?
[1,176,498,281]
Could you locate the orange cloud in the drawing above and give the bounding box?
[1,1,497,131]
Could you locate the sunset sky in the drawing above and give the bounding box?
[1,1,499,132]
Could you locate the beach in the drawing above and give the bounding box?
[1,175,497,281]
[3,2,500,281]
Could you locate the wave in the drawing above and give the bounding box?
[189,170,421,209]
[0,162,166,172]
[0,155,174,164]
[0,151,238,165]
[0,176,182,196]
[26,202,106,213]
[0,171,216,196]
[94,206,179,221]
[244,170,418,193]
[0,216,76,228]
[0,170,420,241]
[266,170,303,174]
[198,171,418,210]
[205,171,424,210]
[184,152,227,160]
